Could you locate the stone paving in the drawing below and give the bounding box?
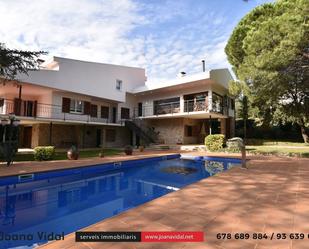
[30,154,309,249]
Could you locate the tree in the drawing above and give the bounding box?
[225,0,309,143]
[0,43,46,82]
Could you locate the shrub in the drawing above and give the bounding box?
[34,146,55,161]
[205,134,225,152]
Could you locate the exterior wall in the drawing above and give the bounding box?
[17,57,147,102]
[183,118,201,144]
[146,118,184,144]
[51,91,118,122]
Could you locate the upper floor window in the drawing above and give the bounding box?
[70,99,84,114]
[154,97,180,115]
[212,92,223,113]
[121,107,130,119]
[116,80,122,91]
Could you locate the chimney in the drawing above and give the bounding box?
[202,60,205,72]
[178,71,186,78]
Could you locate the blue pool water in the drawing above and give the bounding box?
[0,155,240,249]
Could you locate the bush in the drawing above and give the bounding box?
[34,146,55,161]
[205,134,225,152]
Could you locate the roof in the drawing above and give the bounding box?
[132,68,233,94]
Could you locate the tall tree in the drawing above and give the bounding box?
[225,0,309,143]
[0,43,46,82]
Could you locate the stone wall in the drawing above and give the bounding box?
[146,118,184,144]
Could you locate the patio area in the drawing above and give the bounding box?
[26,153,309,249]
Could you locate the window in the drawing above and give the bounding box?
[101,106,109,119]
[90,104,97,117]
[106,129,116,142]
[230,99,235,110]
[121,107,130,119]
[212,92,223,113]
[154,97,180,115]
[70,99,84,113]
[116,80,122,90]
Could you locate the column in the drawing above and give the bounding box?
[220,118,226,136]
[208,90,212,112]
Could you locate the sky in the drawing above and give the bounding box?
[0,0,273,86]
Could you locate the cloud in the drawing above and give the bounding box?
[0,0,235,86]
[0,0,145,64]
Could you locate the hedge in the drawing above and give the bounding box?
[34,146,55,161]
[205,134,225,152]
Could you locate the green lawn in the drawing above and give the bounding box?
[12,148,122,162]
[246,139,308,146]
[246,145,309,158]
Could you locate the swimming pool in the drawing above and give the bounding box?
[0,154,241,248]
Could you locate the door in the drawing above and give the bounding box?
[112,107,117,123]
[138,102,143,117]
[23,126,32,148]
[96,129,101,147]
[26,101,34,117]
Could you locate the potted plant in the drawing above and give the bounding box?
[67,145,79,160]
[124,145,133,155]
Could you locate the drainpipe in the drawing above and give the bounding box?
[209,115,212,135]
[18,85,22,99]
[49,122,52,145]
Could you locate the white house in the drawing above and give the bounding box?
[0,57,235,148]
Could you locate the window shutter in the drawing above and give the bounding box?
[62,97,70,113]
[101,106,109,119]
[14,98,22,115]
[90,104,98,117]
[33,101,38,117]
[121,108,130,119]
[84,101,91,115]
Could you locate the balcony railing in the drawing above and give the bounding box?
[134,99,226,118]
[154,101,180,115]
[0,99,123,125]
[184,99,208,112]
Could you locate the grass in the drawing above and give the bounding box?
[224,139,309,158]
[246,145,309,158]
[246,139,308,147]
[11,148,122,162]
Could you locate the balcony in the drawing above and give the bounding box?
[134,98,225,119]
[0,99,123,125]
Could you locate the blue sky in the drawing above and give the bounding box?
[0,0,273,85]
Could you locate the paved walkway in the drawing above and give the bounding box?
[36,155,309,249]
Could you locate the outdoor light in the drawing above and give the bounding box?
[1,119,9,126]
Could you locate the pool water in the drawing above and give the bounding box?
[0,155,240,248]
